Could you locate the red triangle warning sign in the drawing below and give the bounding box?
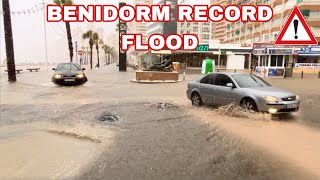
[275,6,318,45]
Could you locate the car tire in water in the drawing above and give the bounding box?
[241,98,257,111]
[191,92,202,106]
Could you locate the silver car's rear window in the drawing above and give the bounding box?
[232,74,271,88]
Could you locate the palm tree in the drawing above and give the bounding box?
[116,23,120,32]
[54,0,74,62]
[2,0,16,82]
[102,45,111,65]
[109,47,116,63]
[82,30,94,69]
[93,33,103,68]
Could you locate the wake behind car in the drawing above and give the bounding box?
[187,72,300,114]
[52,63,88,85]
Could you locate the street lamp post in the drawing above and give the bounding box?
[42,0,49,70]
[75,41,78,63]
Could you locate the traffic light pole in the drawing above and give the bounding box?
[119,2,127,72]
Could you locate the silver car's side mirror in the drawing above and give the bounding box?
[226,83,234,88]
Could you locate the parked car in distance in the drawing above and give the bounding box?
[187,72,300,114]
[52,63,88,86]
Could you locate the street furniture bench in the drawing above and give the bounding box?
[4,69,23,74]
[27,68,40,72]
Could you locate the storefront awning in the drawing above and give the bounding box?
[151,50,171,54]
[298,54,320,56]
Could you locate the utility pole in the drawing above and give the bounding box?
[41,0,49,70]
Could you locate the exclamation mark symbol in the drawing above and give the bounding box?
[294,19,299,39]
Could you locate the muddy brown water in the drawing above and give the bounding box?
[1,65,320,179]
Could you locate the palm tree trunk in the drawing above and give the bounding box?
[90,47,93,69]
[65,22,73,62]
[106,53,108,64]
[2,0,16,82]
[97,48,100,68]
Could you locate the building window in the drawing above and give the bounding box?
[236,31,240,35]
[202,27,210,33]
[180,31,184,34]
[201,34,210,40]
[187,23,190,28]
[263,22,270,30]
[310,11,320,18]
[301,10,310,17]
[202,22,210,26]
[273,18,281,26]
[193,26,198,32]
[270,55,284,67]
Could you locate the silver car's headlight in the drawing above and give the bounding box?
[296,95,300,100]
[265,96,282,102]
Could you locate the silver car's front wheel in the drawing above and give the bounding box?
[241,98,257,111]
[191,93,202,106]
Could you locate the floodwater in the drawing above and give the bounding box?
[1,64,320,179]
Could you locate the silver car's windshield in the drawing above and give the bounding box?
[232,74,271,88]
[56,64,80,71]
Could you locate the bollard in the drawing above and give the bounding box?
[234,69,237,73]
[318,71,320,78]
[301,71,304,79]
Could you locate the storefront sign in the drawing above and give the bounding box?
[297,46,320,54]
[294,63,320,68]
[252,49,266,55]
[253,43,307,49]
[268,68,285,77]
[196,44,209,51]
[268,49,293,54]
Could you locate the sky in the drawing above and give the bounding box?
[0,0,208,64]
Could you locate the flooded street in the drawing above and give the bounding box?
[1,65,320,179]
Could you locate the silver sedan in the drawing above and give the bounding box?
[186,72,300,114]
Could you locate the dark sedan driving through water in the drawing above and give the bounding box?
[187,72,300,114]
[52,63,88,85]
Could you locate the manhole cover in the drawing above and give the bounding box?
[97,112,120,122]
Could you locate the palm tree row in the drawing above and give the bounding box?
[83,30,116,69]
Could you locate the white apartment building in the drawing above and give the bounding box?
[127,0,153,44]
[178,22,211,44]
[177,0,211,44]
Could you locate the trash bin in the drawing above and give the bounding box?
[172,62,180,72]
[201,59,215,74]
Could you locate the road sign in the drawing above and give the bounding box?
[78,50,83,55]
[275,6,318,45]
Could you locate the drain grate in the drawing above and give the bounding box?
[97,112,120,122]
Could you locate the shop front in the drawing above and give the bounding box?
[172,43,251,69]
[295,46,320,73]
[253,47,293,78]
[252,43,308,78]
